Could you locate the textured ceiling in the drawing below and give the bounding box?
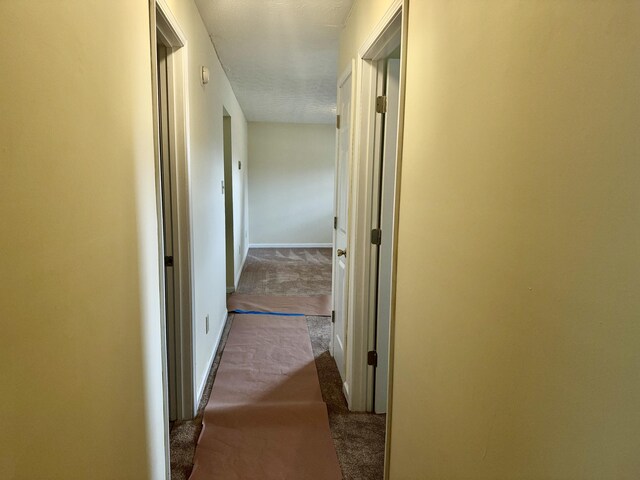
[195,0,354,124]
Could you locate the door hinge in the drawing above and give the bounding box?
[331,310,335,323]
[334,216,337,229]
[371,228,382,245]
[164,255,174,267]
[376,95,387,114]
[367,350,378,367]
[336,114,341,129]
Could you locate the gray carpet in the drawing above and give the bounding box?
[169,247,386,480]
[236,248,333,296]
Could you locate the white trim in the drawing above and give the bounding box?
[195,311,228,408]
[358,0,403,59]
[365,61,388,411]
[346,0,404,415]
[152,0,196,425]
[156,0,186,47]
[248,243,332,249]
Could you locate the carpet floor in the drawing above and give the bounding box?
[169,247,386,480]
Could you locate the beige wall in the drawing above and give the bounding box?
[248,123,335,245]
[339,0,396,74]
[341,0,640,478]
[0,1,164,478]
[0,0,249,478]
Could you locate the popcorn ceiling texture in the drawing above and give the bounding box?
[194,0,354,124]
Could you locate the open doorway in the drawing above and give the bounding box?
[353,2,407,476]
[342,1,405,416]
[223,109,235,293]
[156,38,179,422]
[357,2,404,421]
[334,1,406,476]
[151,1,195,424]
[371,52,401,415]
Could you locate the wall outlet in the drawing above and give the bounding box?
[205,314,209,334]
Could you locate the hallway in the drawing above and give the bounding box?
[170,248,385,479]
[4,1,640,478]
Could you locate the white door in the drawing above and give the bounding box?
[332,69,352,383]
[374,58,400,413]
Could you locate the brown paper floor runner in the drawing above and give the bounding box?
[227,293,332,317]
[189,314,342,480]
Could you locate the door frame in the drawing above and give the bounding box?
[149,0,195,425]
[347,0,409,476]
[346,0,406,413]
[362,9,403,414]
[372,56,401,414]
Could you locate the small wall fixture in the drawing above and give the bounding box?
[201,66,210,85]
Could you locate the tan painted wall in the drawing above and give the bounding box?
[0,0,250,478]
[0,2,164,478]
[248,123,335,245]
[339,0,396,73]
[342,0,640,478]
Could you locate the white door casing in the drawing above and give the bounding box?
[152,0,195,423]
[332,66,353,384]
[156,43,179,421]
[347,0,403,413]
[374,58,400,414]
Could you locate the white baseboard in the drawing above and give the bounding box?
[249,243,332,249]
[195,310,228,409]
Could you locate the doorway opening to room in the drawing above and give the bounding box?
[369,48,402,417]
[223,109,235,293]
[359,3,406,476]
[331,1,406,477]
[151,0,195,427]
[156,34,179,424]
